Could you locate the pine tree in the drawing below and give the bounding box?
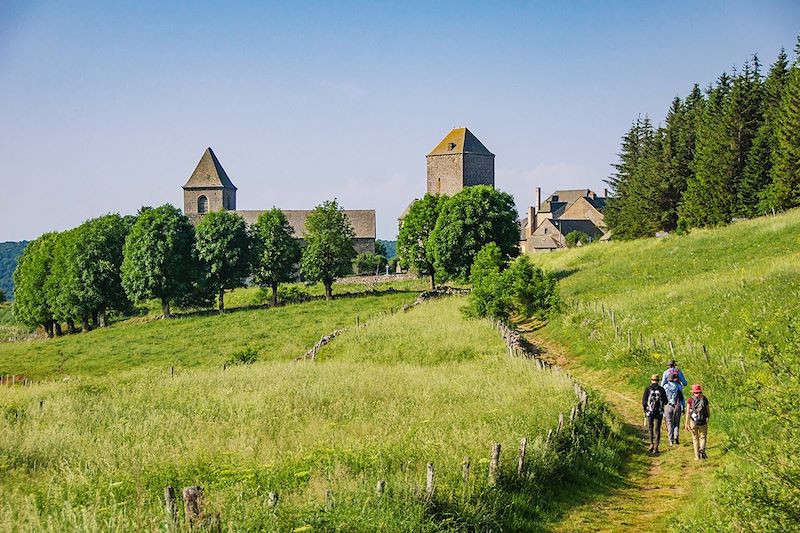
[767,38,800,210]
[738,50,790,215]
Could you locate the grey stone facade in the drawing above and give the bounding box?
[426,127,494,195]
[182,148,376,254]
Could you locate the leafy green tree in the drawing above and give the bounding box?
[565,230,591,247]
[195,210,251,313]
[767,39,800,210]
[374,240,388,257]
[0,288,5,304]
[252,208,301,306]
[429,186,519,281]
[504,255,560,318]
[45,229,84,333]
[464,243,511,319]
[121,204,197,318]
[12,234,57,336]
[397,194,444,289]
[300,199,356,299]
[352,252,385,275]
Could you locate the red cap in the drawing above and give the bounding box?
[691,384,702,393]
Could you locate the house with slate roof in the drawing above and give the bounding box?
[519,188,608,252]
[182,148,376,254]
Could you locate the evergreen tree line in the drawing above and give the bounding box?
[13,200,358,337]
[605,37,800,238]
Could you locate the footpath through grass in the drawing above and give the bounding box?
[0,295,588,531]
[530,208,800,531]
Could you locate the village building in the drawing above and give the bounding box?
[182,148,376,253]
[519,188,609,252]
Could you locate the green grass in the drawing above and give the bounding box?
[530,208,800,529]
[0,295,587,531]
[0,304,29,340]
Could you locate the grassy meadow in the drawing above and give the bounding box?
[0,294,588,531]
[530,208,800,529]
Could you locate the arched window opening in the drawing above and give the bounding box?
[198,195,208,213]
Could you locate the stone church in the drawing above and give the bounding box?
[182,148,376,254]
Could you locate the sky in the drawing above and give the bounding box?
[1,1,798,241]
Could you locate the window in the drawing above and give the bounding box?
[198,195,208,213]
[448,142,457,151]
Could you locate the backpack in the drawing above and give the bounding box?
[664,383,679,406]
[646,387,663,417]
[691,396,708,425]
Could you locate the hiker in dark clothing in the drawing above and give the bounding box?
[663,372,685,446]
[642,374,668,454]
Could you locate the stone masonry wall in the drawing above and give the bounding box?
[426,154,463,196]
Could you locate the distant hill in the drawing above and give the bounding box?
[376,239,396,258]
[0,241,27,300]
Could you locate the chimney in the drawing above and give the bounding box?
[536,187,541,210]
[527,206,536,238]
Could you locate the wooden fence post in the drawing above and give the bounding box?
[182,486,204,529]
[268,491,279,509]
[517,437,527,476]
[611,311,616,329]
[376,479,386,496]
[702,345,709,363]
[325,489,334,511]
[170,366,174,377]
[164,487,177,530]
[557,413,564,434]
[627,330,632,348]
[462,456,471,483]
[668,340,675,358]
[652,338,657,349]
[546,429,553,444]
[426,463,435,498]
[488,443,501,485]
[639,332,643,346]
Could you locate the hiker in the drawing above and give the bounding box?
[661,359,688,387]
[663,372,685,446]
[642,374,668,454]
[685,384,710,460]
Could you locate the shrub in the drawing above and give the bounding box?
[277,285,310,304]
[226,347,258,365]
[352,252,386,275]
[565,230,591,248]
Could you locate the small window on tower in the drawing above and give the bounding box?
[448,142,456,151]
[198,195,208,213]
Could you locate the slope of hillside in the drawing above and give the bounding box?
[0,295,598,531]
[531,209,800,530]
[0,241,26,300]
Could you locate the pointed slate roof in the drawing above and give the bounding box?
[182,147,237,189]
[427,127,494,156]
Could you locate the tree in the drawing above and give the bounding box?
[300,199,356,299]
[352,252,385,275]
[195,210,251,313]
[0,288,5,304]
[252,208,301,306]
[121,204,197,318]
[12,234,57,336]
[397,194,444,289]
[45,229,83,333]
[565,230,591,247]
[374,240,388,258]
[767,39,800,210]
[429,186,519,282]
[464,243,511,319]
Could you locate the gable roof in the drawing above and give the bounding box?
[427,127,494,157]
[527,235,560,249]
[543,189,592,205]
[183,147,237,190]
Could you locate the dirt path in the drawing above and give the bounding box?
[524,331,716,532]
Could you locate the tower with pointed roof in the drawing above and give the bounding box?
[182,147,237,217]
[426,127,494,196]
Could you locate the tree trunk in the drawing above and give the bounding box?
[54,322,63,336]
[218,289,225,314]
[162,299,171,318]
[99,307,107,327]
[324,282,333,300]
[44,320,54,338]
[272,282,278,307]
[81,315,91,333]
[91,311,99,327]
[429,271,436,290]
[66,319,76,334]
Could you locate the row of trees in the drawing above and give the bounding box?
[14,200,359,336]
[397,185,521,289]
[606,37,800,238]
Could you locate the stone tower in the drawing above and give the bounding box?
[182,147,237,216]
[426,127,494,196]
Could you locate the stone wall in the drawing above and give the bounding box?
[426,154,463,195]
[184,188,224,215]
[462,153,495,188]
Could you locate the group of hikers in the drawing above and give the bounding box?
[641,359,709,459]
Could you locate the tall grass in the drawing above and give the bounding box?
[530,208,800,529]
[0,296,583,531]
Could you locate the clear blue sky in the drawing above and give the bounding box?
[1,1,798,240]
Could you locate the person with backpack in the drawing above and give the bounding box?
[684,383,710,460]
[642,374,668,454]
[663,372,685,446]
[661,359,688,387]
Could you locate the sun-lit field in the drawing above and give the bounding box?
[0,295,580,531]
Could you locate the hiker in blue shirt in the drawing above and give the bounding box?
[661,359,688,387]
[662,372,685,446]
